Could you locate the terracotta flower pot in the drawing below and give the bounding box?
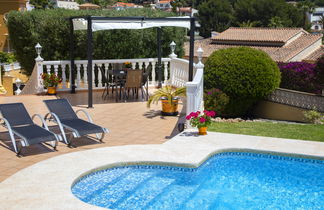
[47,86,57,95]
[198,127,207,135]
[161,97,179,116]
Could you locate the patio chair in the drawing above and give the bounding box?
[0,103,61,156]
[43,99,109,147]
[123,69,144,101]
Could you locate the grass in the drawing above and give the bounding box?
[208,121,324,142]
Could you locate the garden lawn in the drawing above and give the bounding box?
[208,121,324,142]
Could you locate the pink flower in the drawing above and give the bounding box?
[210,111,216,117]
[199,117,206,123]
[196,111,200,114]
[186,115,191,120]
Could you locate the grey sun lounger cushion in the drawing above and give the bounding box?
[60,119,106,136]
[0,103,58,146]
[43,99,78,120]
[11,124,57,145]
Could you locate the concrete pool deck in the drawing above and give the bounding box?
[0,131,323,210]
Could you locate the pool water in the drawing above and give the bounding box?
[72,152,324,209]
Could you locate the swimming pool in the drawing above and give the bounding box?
[72,152,324,209]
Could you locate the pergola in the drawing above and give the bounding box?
[68,16,196,108]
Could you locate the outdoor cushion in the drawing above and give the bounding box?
[12,124,57,145]
[61,119,105,136]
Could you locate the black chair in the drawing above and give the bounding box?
[0,103,61,156]
[43,99,109,147]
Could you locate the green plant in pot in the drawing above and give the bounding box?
[147,86,186,116]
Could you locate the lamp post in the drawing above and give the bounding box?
[35,43,43,61]
[169,41,177,58]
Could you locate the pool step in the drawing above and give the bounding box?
[87,170,155,208]
[72,168,130,201]
[114,176,175,210]
[145,183,200,209]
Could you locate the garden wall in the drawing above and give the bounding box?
[253,88,324,122]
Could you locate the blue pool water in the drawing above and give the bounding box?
[72,152,324,209]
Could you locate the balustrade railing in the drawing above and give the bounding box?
[41,58,173,91]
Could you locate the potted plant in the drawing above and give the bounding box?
[186,110,216,135]
[147,86,186,116]
[41,73,62,95]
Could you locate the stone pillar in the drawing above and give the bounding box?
[3,75,14,96]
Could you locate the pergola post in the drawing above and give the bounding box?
[87,16,93,108]
[157,27,162,88]
[188,17,195,82]
[69,18,76,93]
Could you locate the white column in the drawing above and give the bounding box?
[46,65,51,74]
[151,62,156,86]
[163,61,168,85]
[97,65,103,88]
[92,64,95,88]
[83,64,88,87]
[131,62,136,70]
[54,65,59,76]
[61,64,67,89]
[76,64,81,88]
[138,62,143,70]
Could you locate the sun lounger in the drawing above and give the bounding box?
[43,99,108,147]
[0,103,61,156]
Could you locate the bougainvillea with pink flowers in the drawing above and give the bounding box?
[186,110,216,128]
[279,62,323,94]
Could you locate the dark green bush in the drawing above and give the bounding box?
[7,8,186,75]
[204,88,230,116]
[204,47,281,117]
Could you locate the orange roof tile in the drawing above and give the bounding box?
[304,46,324,62]
[211,27,306,44]
[184,30,323,62]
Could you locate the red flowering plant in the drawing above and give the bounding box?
[186,110,216,128]
[41,73,62,88]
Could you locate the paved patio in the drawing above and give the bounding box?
[0,90,184,182]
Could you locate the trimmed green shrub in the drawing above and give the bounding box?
[7,8,186,75]
[204,47,281,117]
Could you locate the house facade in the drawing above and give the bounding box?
[308,7,324,31]
[155,0,172,10]
[0,0,29,52]
[184,27,323,63]
[51,0,79,10]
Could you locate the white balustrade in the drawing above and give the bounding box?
[61,65,67,89]
[151,62,156,86]
[97,65,103,88]
[54,65,59,76]
[163,61,168,85]
[83,64,88,87]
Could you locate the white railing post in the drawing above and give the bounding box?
[76,64,81,88]
[97,65,103,87]
[163,61,168,85]
[169,41,178,86]
[54,65,58,76]
[61,64,67,89]
[186,47,204,121]
[83,64,88,87]
[35,55,44,93]
[151,62,156,86]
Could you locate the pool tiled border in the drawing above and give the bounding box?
[0,131,323,210]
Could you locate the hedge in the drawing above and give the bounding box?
[7,8,186,75]
[204,47,281,117]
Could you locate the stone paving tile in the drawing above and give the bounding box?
[0,90,184,182]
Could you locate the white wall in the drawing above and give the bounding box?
[289,39,322,61]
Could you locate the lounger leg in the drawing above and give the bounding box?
[95,132,105,143]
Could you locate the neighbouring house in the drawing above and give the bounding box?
[155,0,172,10]
[78,3,100,10]
[51,0,79,10]
[0,0,29,52]
[176,7,197,17]
[111,2,142,10]
[184,27,324,63]
[308,7,324,31]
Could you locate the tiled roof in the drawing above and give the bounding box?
[304,46,324,62]
[211,27,306,44]
[184,28,323,62]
